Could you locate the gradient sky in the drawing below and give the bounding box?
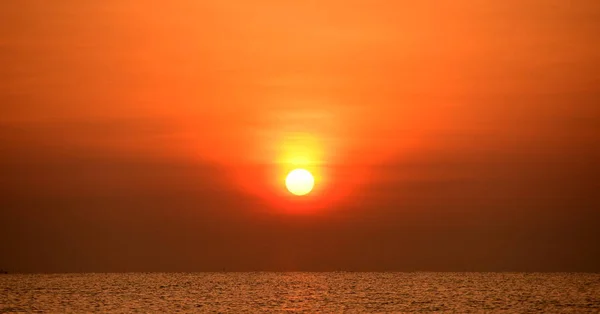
[1,0,599,272]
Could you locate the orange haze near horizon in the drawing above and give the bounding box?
[1,0,599,272]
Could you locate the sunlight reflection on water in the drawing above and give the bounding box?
[2,272,599,312]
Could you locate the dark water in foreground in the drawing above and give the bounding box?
[1,273,599,313]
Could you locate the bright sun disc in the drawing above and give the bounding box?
[285,169,314,196]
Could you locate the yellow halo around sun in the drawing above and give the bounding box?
[285,168,315,196]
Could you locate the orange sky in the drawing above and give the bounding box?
[1,0,599,272]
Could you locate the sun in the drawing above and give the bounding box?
[285,168,315,196]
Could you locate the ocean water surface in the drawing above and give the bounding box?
[1,272,599,312]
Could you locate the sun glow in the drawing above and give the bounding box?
[285,168,315,196]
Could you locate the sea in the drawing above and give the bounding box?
[1,272,599,313]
